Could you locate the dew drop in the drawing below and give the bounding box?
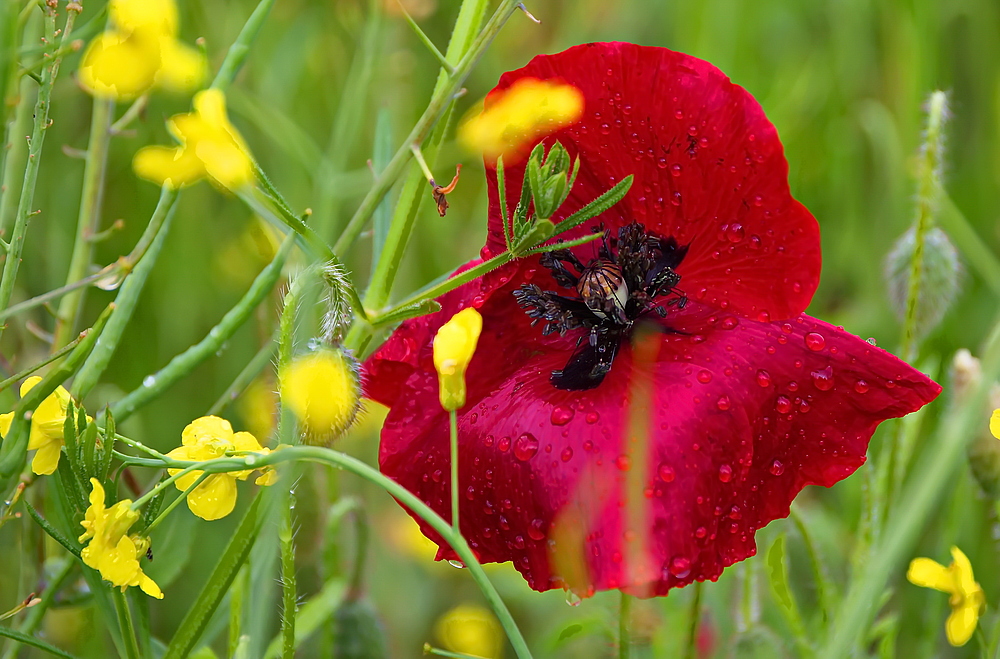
[658,463,675,482]
[514,433,539,461]
[720,317,738,330]
[615,455,631,471]
[804,332,826,351]
[811,366,834,391]
[668,556,692,578]
[514,535,526,550]
[528,519,545,541]
[566,592,582,606]
[697,370,713,384]
[599,123,611,135]
[585,411,600,424]
[854,379,870,394]
[757,310,770,322]
[726,223,745,242]
[775,396,792,414]
[717,396,730,411]
[674,109,684,120]
[718,464,733,482]
[484,435,494,447]
[695,526,707,539]
[670,163,682,177]
[448,560,466,569]
[770,459,785,476]
[550,406,574,426]
[142,375,156,388]
[465,486,476,500]
[561,447,574,462]
[756,370,771,387]
[498,436,511,453]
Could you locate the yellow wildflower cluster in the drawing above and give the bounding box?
[134,89,254,191]
[432,308,482,412]
[79,479,162,598]
[166,416,276,521]
[459,78,584,162]
[79,0,205,101]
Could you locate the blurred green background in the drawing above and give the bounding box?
[1,0,999,656]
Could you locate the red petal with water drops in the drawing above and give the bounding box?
[366,265,940,596]
[481,42,820,322]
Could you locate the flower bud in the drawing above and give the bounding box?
[528,141,578,220]
[951,349,1000,497]
[432,308,482,412]
[884,226,961,342]
[280,347,361,445]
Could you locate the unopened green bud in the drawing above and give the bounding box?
[952,349,1000,497]
[528,141,578,220]
[334,598,388,659]
[885,226,961,342]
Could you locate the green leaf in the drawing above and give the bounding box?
[371,299,442,328]
[766,535,794,612]
[553,175,634,237]
[23,499,82,559]
[162,492,266,659]
[0,625,81,659]
[80,419,99,481]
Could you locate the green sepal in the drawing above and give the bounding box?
[99,406,116,481]
[80,417,99,481]
[513,219,556,255]
[552,175,634,237]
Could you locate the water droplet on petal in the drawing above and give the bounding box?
[811,366,834,391]
[668,556,692,578]
[726,223,745,243]
[561,447,573,462]
[775,396,792,414]
[717,396,730,411]
[498,436,511,453]
[854,379,870,394]
[756,370,771,387]
[615,455,631,471]
[514,433,539,461]
[718,464,733,482]
[770,459,785,476]
[566,592,582,606]
[695,526,707,539]
[528,519,545,541]
[804,332,826,351]
[697,370,713,384]
[550,406,574,426]
[658,463,675,482]
[448,560,466,569]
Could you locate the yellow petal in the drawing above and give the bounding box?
[945,600,979,646]
[192,89,228,128]
[110,0,178,36]
[907,557,954,594]
[181,416,234,447]
[30,439,62,475]
[17,376,43,397]
[78,31,160,101]
[186,474,238,521]
[990,409,1000,440]
[280,349,361,441]
[138,572,164,599]
[433,308,482,411]
[0,412,13,438]
[950,546,979,598]
[230,431,264,453]
[133,145,206,188]
[155,37,206,93]
[434,604,503,659]
[194,139,252,191]
[254,468,278,486]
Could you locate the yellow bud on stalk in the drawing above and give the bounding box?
[432,308,483,412]
[280,347,361,445]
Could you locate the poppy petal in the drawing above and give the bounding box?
[481,42,820,321]
[370,284,940,595]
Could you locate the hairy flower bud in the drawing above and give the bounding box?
[885,226,961,341]
[280,347,361,445]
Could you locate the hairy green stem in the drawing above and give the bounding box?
[52,96,113,350]
[211,0,276,92]
[279,490,297,659]
[619,592,632,659]
[0,4,78,339]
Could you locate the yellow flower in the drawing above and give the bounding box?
[78,479,162,598]
[279,348,361,445]
[0,376,80,475]
[907,546,985,646]
[434,604,503,659]
[458,78,584,163]
[133,89,253,191]
[433,308,482,411]
[990,408,1000,439]
[78,0,205,101]
[166,416,274,521]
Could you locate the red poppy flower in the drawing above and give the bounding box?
[364,42,940,597]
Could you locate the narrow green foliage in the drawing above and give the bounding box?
[22,499,82,559]
[162,492,266,659]
[99,407,116,481]
[371,298,442,328]
[553,175,634,238]
[138,477,168,533]
[0,625,81,659]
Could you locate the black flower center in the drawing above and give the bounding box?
[513,221,689,390]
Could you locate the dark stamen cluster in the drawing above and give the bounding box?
[514,221,689,390]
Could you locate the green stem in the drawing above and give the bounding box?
[789,506,835,621]
[280,490,297,659]
[0,75,33,240]
[207,335,277,416]
[107,232,294,423]
[0,4,78,339]
[0,269,108,323]
[332,0,523,256]
[71,191,177,400]
[619,592,632,659]
[51,96,114,350]
[449,408,459,533]
[140,472,210,535]
[683,582,702,659]
[0,331,83,391]
[0,558,76,659]
[210,0,276,92]
[112,589,141,659]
